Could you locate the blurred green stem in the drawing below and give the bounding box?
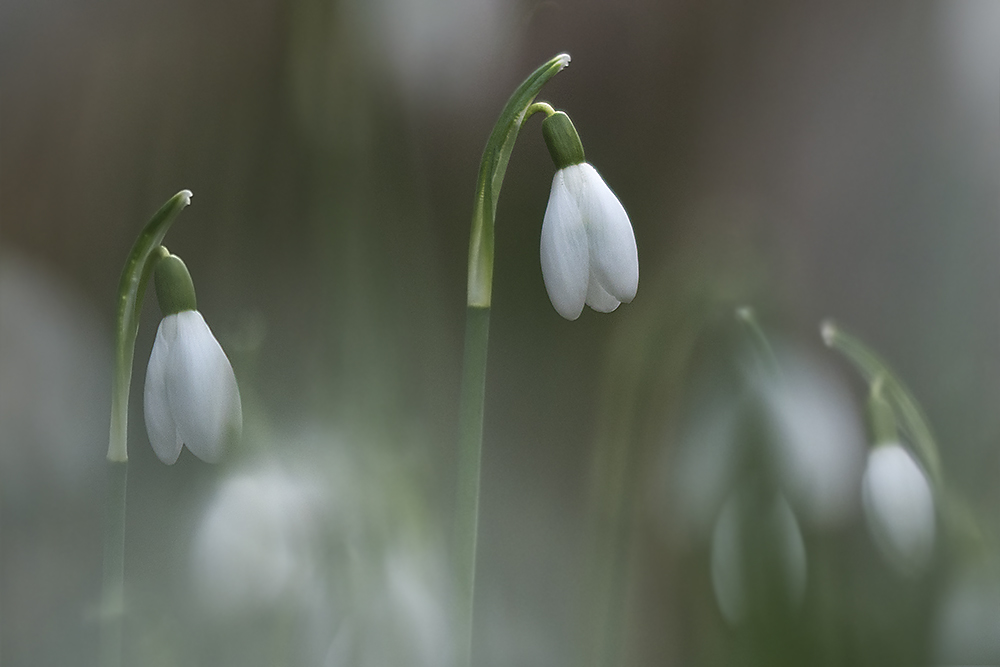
[735,306,780,376]
[100,462,127,667]
[454,54,570,667]
[820,319,943,488]
[822,320,999,562]
[102,191,191,667]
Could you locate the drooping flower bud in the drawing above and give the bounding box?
[861,442,935,575]
[539,111,638,320]
[143,251,242,464]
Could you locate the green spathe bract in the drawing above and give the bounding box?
[153,253,198,316]
[542,111,586,170]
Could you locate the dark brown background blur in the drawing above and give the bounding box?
[3,1,1000,665]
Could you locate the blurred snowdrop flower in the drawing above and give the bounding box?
[539,112,637,320]
[328,548,454,667]
[710,489,806,625]
[192,465,327,612]
[143,254,241,464]
[666,344,864,542]
[0,251,108,498]
[758,345,866,527]
[191,426,454,666]
[934,568,1000,664]
[362,0,511,107]
[665,395,741,542]
[861,442,935,575]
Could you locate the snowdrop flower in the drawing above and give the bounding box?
[934,567,1000,664]
[759,345,865,528]
[192,465,325,612]
[539,111,637,320]
[861,442,935,575]
[710,489,806,625]
[143,253,241,464]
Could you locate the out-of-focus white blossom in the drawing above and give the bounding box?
[191,466,327,611]
[861,442,935,576]
[665,346,865,543]
[327,548,454,667]
[934,568,1000,664]
[759,346,866,527]
[0,251,108,498]
[710,490,806,625]
[665,395,741,542]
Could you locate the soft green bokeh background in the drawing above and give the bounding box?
[3,1,1000,665]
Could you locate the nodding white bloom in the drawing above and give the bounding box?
[539,111,637,320]
[143,253,241,464]
[759,345,865,528]
[192,466,325,611]
[861,442,935,575]
[710,490,806,625]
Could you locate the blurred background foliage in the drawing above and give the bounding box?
[3,0,1000,665]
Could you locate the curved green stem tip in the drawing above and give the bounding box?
[107,190,192,462]
[466,53,570,308]
[820,319,943,489]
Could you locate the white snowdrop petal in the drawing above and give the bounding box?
[540,169,590,320]
[585,276,621,313]
[576,164,638,303]
[762,348,865,527]
[143,316,183,464]
[166,311,241,463]
[862,443,935,575]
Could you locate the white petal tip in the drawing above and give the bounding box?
[555,54,571,69]
[554,304,583,321]
[156,449,182,465]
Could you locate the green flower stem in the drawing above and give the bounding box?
[455,54,569,667]
[820,319,943,488]
[525,102,557,119]
[108,190,192,463]
[100,461,127,667]
[102,190,192,667]
[465,54,570,308]
[867,376,899,445]
[735,306,780,377]
[454,305,489,665]
[821,320,1000,565]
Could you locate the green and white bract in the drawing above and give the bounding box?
[143,310,242,464]
[861,442,935,575]
[540,163,638,320]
